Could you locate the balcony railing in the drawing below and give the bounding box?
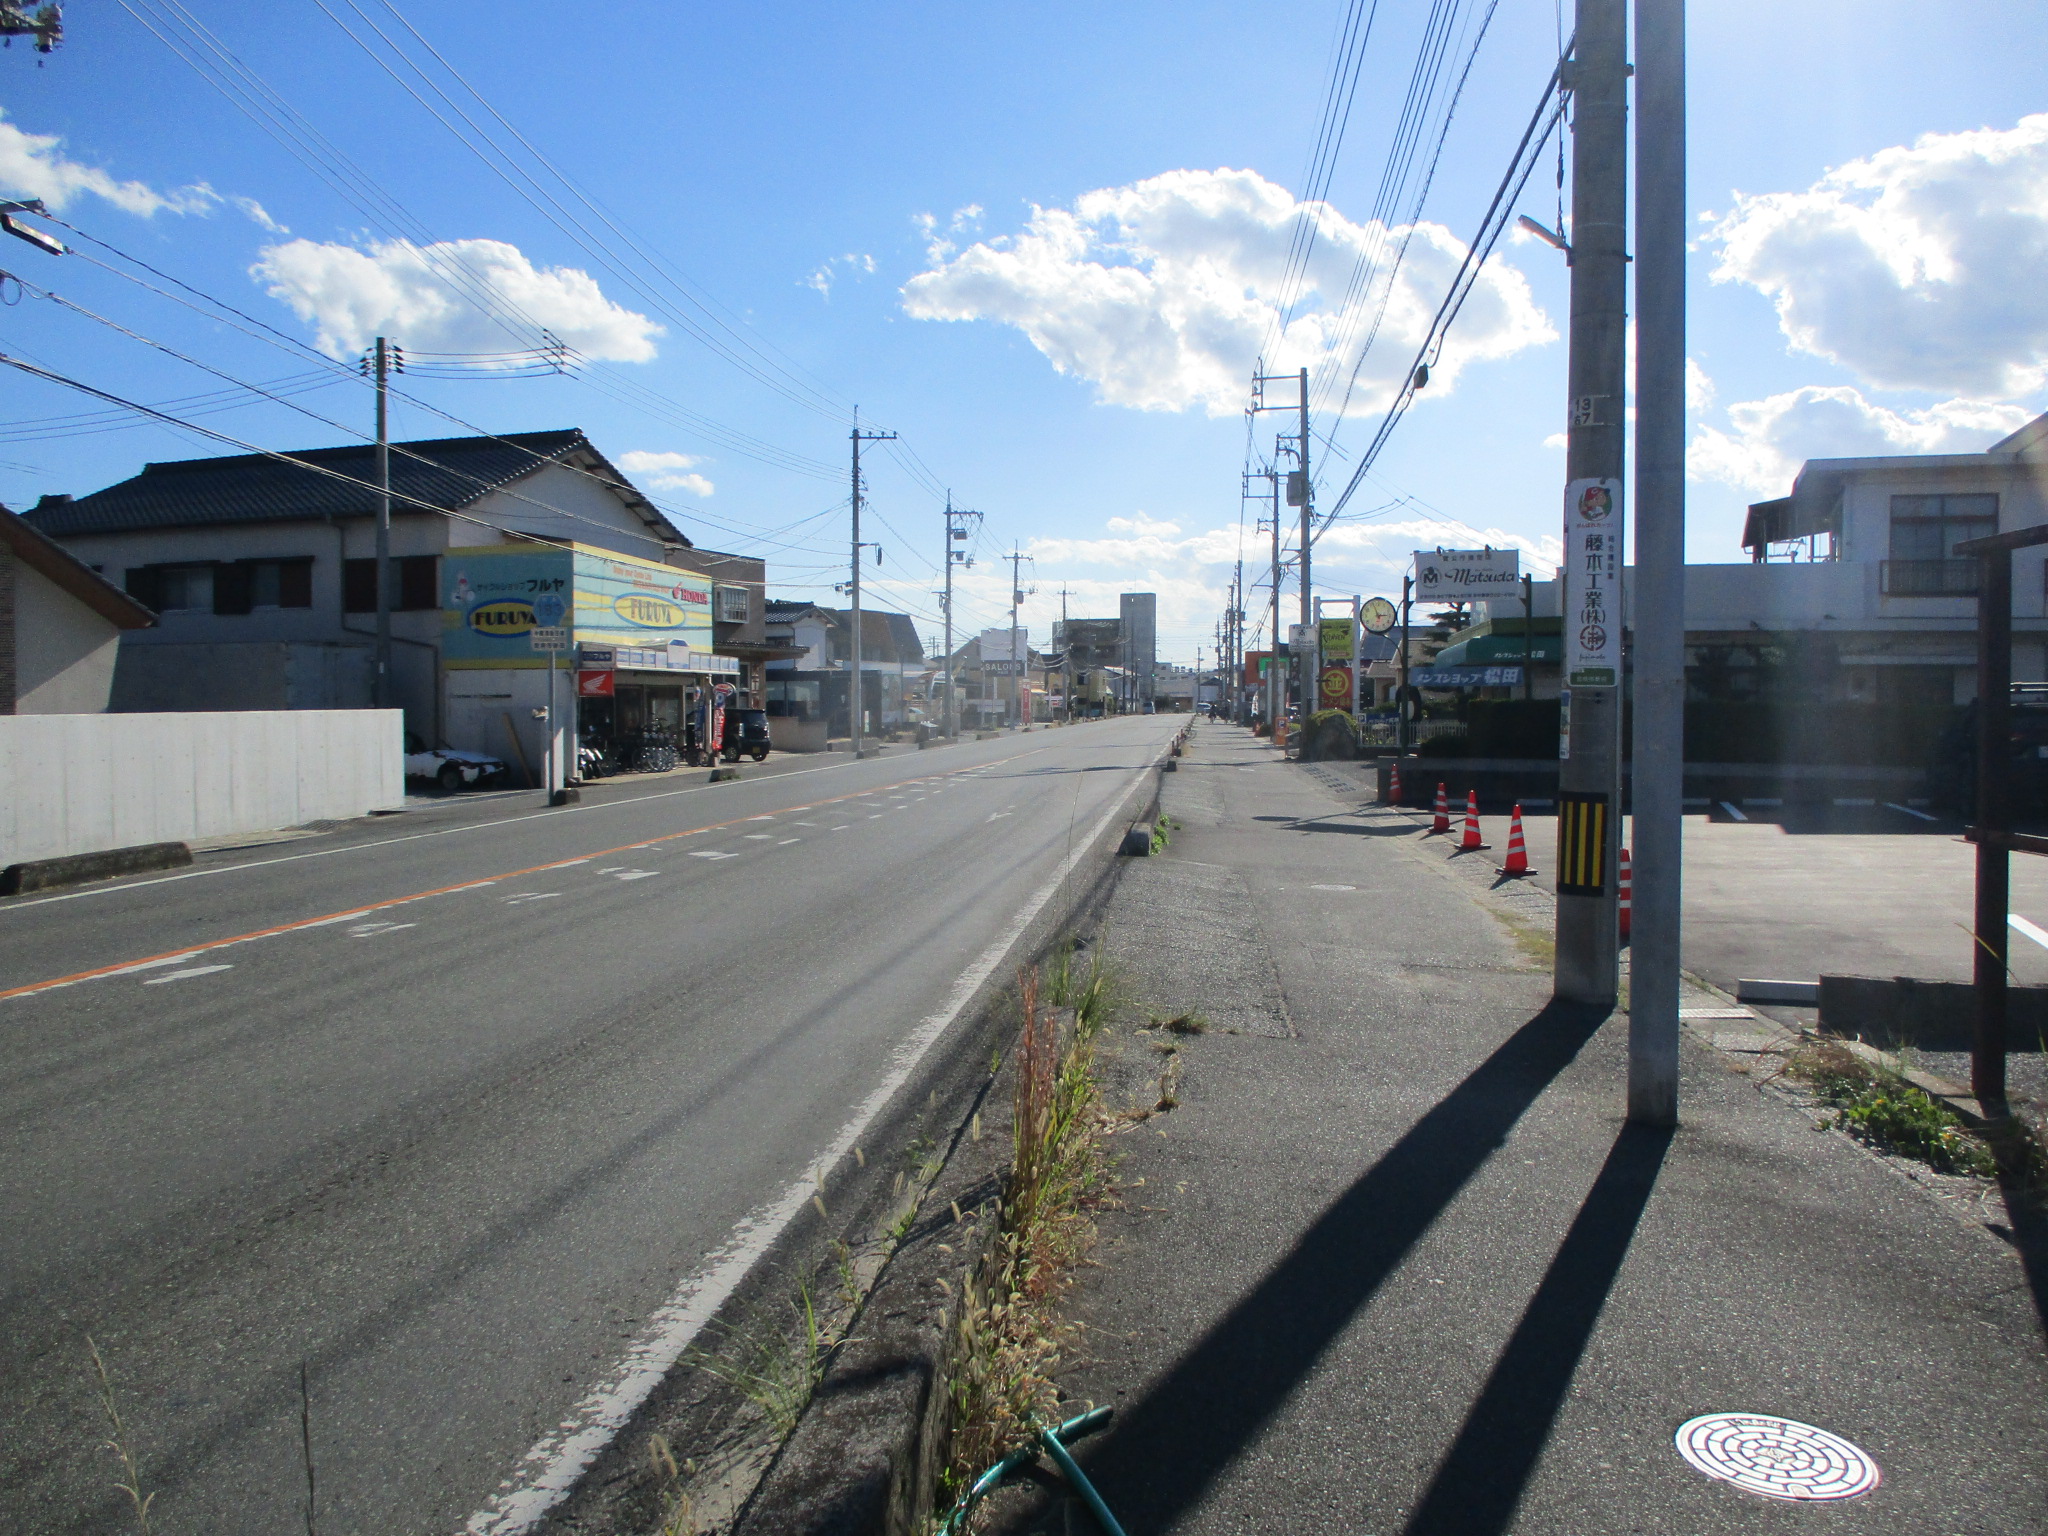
[1881,558,1980,596]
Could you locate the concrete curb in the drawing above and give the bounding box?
[728,754,1165,1536]
[1,841,192,895]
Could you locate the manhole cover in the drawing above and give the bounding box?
[1675,1413,1879,1501]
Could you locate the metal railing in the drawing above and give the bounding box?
[1881,558,1979,596]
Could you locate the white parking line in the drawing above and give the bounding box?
[1719,801,1748,821]
[1885,801,1938,822]
[2010,914,2048,953]
[143,964,233,984]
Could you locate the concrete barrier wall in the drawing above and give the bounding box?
[0,710,404,864]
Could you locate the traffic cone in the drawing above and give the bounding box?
[1430,782,1450,834]
[1618,846,1633,942]
[1496,804,1534,876]
[1389,763,1404,806]
[1455,790,1489,852]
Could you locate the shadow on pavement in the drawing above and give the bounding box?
[1402,1121,1674,1535]
[1996,1161,2048,1337]
[1078,998,1610,1528]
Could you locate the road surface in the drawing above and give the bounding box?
[0,717,1172,1535]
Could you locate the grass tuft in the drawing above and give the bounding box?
[87,1337,156,1536]
[1787,1041,1996,1176]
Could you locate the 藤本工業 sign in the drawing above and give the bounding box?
[1562,479,1623,687]
[1319,616,1354,661]
[443,545,713,669]
[1414,546,1520,595]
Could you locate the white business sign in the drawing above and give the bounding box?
[1562,478,1623,687]
[530,626,569,652]
[979,627,1023,663]
[1413,547,1521,596]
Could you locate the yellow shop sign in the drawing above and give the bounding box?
[467,600,537,636]
[612,591,688,628]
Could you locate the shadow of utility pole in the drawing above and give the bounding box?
[1077,999,1611,1530]
[1403,1121,1675,1535]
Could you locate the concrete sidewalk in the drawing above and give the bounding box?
[989,723,2048,1535]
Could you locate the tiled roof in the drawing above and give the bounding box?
[26,429,637,537]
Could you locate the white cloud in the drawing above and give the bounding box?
[617,450,713,498]
[1709,114,2048,397]
[231,196,288,234]
[0,106,216,216]
[1687,384,2033,496]
[250,237,663,362]
[902,167,1553,417]
[803,252,876,297]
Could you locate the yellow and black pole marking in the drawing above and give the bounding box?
[1556,790,1610,895]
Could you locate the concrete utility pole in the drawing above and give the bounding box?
[1006,547,1031,726]
[1554,0,1629,1009]
[941,493,980,738]
[1269,469,1283,734]
[1629,0,1687,1124]
[1297,366,1312,635]
[1059,585,1073,722]
[371,336,393,710]
[849,410,895,758]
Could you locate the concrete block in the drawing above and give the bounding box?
[1818,974,2048,1052]
[1736,978,1820,1006]
[2,840,192,895]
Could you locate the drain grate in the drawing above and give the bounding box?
[1675,1413,1879,1502]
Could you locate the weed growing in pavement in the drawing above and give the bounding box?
[941,949,1120,1505]
[87,1337,156,1535]
[1149,816,1178,854]
[646,1433,698,1536]
[1788,1041,1996,1177]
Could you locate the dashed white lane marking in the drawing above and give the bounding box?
[461,742,1153,1536]
[349,921,418,937]
[504,893,561,905]
[776,839,800,846]
[1719,801,1748,821]
[611,871,658,881]
[987,811,1012,821]
[747,815,775,821]
[688,851,739,861]
[829,826,848,833]
[792,821,817,827]
[742,834,774,841]
[2009,914,2048,953]
[1885,801,1938,822]
[144,964,233,984]
[1309,884,1356,892]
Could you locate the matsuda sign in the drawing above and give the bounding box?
[443,544,713,669]
[1413,546,1520,595]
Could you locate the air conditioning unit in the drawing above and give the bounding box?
[715,585,750,623]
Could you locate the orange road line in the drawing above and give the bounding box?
[1,754,1027,1004]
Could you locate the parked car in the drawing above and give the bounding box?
[404,732,507,792]
[728,708,772,762]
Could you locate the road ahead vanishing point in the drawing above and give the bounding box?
[1,718,1174,1535]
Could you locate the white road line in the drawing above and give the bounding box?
[143,964,233,984]
[504,893,561,905]
[612,871,658,881]
[688,851,739,861]
[2010,914,2048,953]
[461,750,1151,1536]
[776,839,800,846]
[1886,801,1939,822]
[1719,801,1748,821]
[742,835,774,841]
[349,921,418,937]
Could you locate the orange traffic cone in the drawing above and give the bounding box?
[1618,846,1633,942]
[1455,790,1489,853]
[1430,782,1450,834]
[1496,804,1534,876]
[1389,763,1404,806]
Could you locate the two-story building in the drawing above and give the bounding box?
[25,429,779,767]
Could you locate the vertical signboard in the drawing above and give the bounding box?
[1563,479,1624,688]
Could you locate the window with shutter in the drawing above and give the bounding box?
[398,555,439,611]
[343,559,377,613]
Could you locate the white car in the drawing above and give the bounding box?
[405,733,507,792]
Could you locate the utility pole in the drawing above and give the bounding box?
[1554,0,1630,1009]
[1297,366,1312,635]
[366,336,399,710]
[1629,0,1687,1124]
[941,493,981,739]
[1269,468,1283,735]
[1399,575,1413,751]
[1006,547,1032,726]
[1059,585,1073,722]
[849,410,895,759]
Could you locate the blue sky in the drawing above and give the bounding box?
[3,0,2045,661]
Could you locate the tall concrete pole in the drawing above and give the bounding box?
[942,492,955,740]
[1269,472,1283,735]
[1629,0,1686,1123]
[373,336,392,711]
[1554,0,1629,1008]
[848,412,895,757]
[1297,366,1313,636]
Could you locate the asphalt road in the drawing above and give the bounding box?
[0,717,1173,1536]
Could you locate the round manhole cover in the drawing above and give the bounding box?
[1675,1413,1879,1502]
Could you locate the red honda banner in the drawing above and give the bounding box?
[576,670,615,698]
